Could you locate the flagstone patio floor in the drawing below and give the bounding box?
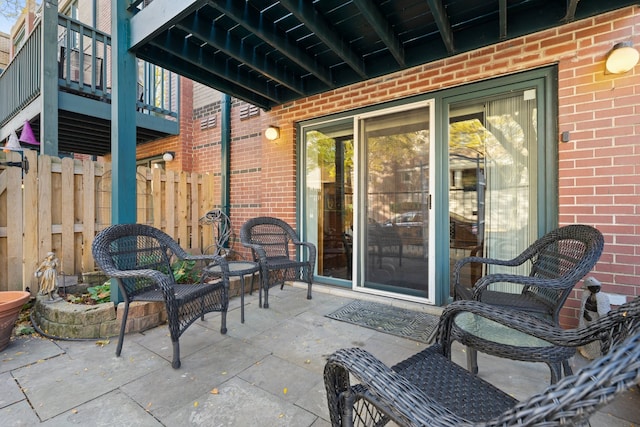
[1,283,638,426]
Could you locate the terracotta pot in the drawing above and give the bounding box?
[0,291,31,352]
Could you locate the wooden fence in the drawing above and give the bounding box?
[0,150,217,292]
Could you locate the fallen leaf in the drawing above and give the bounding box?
[71,409,78,414]
[194,401,199,408]
[283,387,288,395]
[211,388,219,394]
[279,413,285,418]
[95,340,110,347]
[304,359,311,364]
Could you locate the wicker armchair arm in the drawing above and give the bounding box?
[437,300,573,349]
[486,331,640,426]
[325,348,469,427]
[438,299,640,349]
[296,241,317,263]
[106,268,177,303]
[453,256,523,293]
[472,273,565,299]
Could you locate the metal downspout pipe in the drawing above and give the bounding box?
[220,94,231,219]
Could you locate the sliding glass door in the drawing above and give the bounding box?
[359,103,434,299]
[301,67,556,305]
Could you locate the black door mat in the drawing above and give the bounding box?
[326,299,438,344]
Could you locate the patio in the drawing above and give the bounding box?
[1,284,637,426]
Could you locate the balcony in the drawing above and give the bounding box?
[0,13,179,156]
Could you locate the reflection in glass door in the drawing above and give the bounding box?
[449,90,539,296]
[304,121,354,281]
[360,103,433,298]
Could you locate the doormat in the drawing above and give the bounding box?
[326,300,439,344]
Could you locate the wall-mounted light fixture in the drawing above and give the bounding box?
[264,125,280,141]
[162,151,175,162]
[1,131,29,174]
[605,41,639,74]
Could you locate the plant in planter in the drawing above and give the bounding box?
[65,261,197,305]
[67,282,111,305]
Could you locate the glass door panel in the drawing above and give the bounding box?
[361,105,431,298]
[304,121,354,280]
[449,90,538,296]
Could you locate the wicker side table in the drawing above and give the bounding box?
[205,261,259,323]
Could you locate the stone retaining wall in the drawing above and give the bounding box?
[32,276,249,339]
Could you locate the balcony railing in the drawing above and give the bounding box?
[0,13,178,129]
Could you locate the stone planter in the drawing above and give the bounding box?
[0,291,31,351]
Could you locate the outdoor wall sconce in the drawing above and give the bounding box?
[1,131,29,174]
[605,41,639,74]
[264,126,280,141]
[162,151,175,162]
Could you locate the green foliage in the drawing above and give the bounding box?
[67,281,111,305]
[171,260,198,283]
[87,282,111,304]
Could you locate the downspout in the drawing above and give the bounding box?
[220,94,231,219]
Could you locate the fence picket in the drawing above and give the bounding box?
[0,154,215,292]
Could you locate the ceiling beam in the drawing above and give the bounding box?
[352,0,405,67]
[154,29,286,104]
[499,0,507,39]
[177,12,306,96]
[208,0,335,88]
[563,0,580,22]
[278,0,368,79]
[138,40,277,109]
[425,0,455,54]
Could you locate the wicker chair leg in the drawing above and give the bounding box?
[305,268,312,300]
[116,301,129,357]
[220,311,227,334]
[171,340,181,369]
[466,346,479,374]
[548,361,563,384]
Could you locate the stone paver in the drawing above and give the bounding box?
[0,283,637,426]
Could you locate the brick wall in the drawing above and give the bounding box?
[144,6,640,325]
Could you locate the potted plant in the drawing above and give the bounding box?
[0,291,31,351]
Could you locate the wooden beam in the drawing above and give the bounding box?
[209,0,334,88]
[426,0,455,54]
[177,12,306,95]
[499,0,507,39]
[352,0,405,67]
[279,0,368,78]
[563,0,580,22]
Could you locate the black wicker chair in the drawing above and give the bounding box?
[240,217,316,308]
[453,224,603,376]
[324,296,640,427]
[453,224,604,323]
[92,223,230,369]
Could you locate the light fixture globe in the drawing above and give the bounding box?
[162,151,175,162]
[264,126,280,141]
[605,41,639,74]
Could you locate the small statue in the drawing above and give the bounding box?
[35,252,60,301]
[578,277,611,359]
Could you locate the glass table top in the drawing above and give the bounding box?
[454,312,554,348]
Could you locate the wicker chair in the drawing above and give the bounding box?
[453,225,604,323]
[92,223,230,369]
[240,217,316,308]
[324,296,640,427]
[453,224,603,376]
